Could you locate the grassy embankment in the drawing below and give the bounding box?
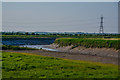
[2,51,118,78]
[54,38,120,50]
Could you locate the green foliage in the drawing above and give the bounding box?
[54,38,120,49]
[2,45,37,50]
[2,33,120,38]
[2,52,118,78]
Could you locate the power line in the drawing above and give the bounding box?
[99,16,104,34]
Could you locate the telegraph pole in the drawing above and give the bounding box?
[99,16,104,34]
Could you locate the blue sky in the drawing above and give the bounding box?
[2,2,118,33]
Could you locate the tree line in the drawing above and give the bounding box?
[1,32,120,38]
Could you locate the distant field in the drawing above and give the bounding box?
[55,38,120,49]
[2,35,74,38]
[2,35,52,38]
[2,52,118,78]
[2,34,120,38]
[84,38,120,40]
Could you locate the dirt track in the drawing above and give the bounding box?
[3,50,118,65]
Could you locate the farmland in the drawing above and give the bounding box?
[2,33,120,38]
[2,51,118,78]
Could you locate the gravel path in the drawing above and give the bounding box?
[3,50,118,65]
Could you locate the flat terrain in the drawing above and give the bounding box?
[4,50,118,65]
[2,51,118,78]
[2,35,119,78]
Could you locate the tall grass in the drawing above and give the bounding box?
[54,38,120,49]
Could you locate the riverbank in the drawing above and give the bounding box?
[2,37,119,65]
[48,43,119,58]
[54,38,120,49]
[3,50,118,65]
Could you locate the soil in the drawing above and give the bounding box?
[48,43,119,58]
[3,43,119,65]
[3,49,118,65]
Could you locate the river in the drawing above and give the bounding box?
[20,45,58,51]
[2,38,58,51]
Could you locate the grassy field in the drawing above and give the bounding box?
[2,35,74,38]
[2,51,118,78]
[54,38,120,49]
[2,35,54,38]
[2,34,120,38]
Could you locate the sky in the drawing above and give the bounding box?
[0,2,1,32]
[2,2,118,33]
[2,0,120,2]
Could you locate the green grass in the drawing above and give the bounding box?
[2,51,118,78]
[2,35,70,38]
[2,34,120,38]
[2,35,51,38]
[54,38,120,49]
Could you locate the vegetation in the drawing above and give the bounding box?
[2,52,118,78]
[54,38,120,49]
[2,34,120,38]
[1,32,120,38]
[2,45,37,50]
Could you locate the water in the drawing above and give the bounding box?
[20,45,58,51]
[2,38,56,45]
[2,38,58,51]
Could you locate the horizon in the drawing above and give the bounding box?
[1,31,119,34]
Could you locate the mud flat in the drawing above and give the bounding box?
[4,49,118,65]
[48,43,119,58]
[3,42,119,65]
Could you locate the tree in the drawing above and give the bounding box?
[25,32,29,35]
[31,32,35,35]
